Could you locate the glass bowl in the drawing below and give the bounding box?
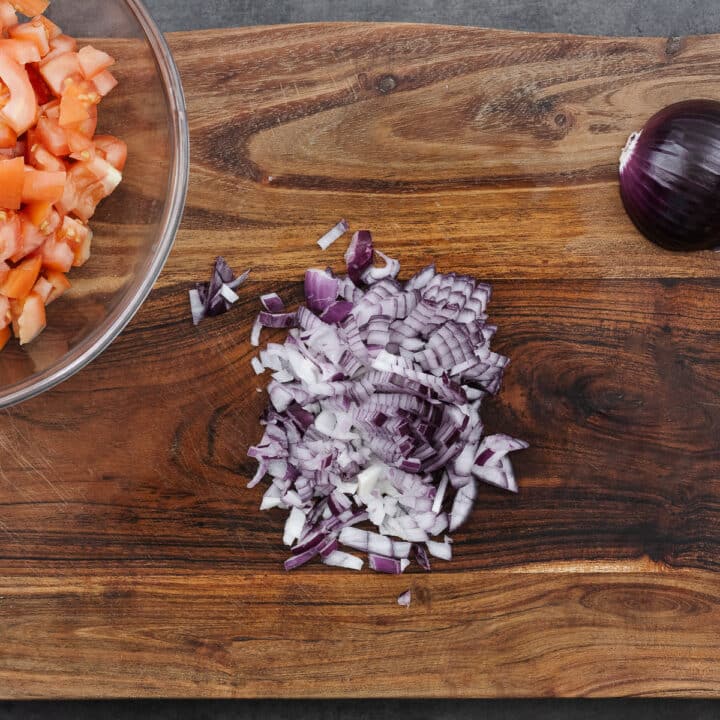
[0,0,189,409]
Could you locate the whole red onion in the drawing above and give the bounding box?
[619,99,720,251]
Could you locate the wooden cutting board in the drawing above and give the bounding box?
[2,23,720,699]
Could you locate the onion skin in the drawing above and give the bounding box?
[619,99,720,251]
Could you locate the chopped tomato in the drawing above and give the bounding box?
[59,78,100,128]
[0,252,41,298]
[0,156,24,209]
[40,34,76,65]
[0,120,16,148]
[3,137,25,156]
[22,167,65,204]
[24,199,51,226]
[60,215,91,266]
[77,45,114,80]
[39,51,81,96]
[0,211,21,261]
[12,290,45,345]
[43,268,69,304]
[0,2,16,30]
[12,214,44,260]
[86,155,121,193]
[0,5,125,350]
[58,214,84,243]
[58,160,111,221]
[42,97,58,116]
[0,139,23,158]
[35,114,67,155]
[75,101,96,137]
[65,125,92,153]
[31,274,51,302]
[59,85,89,126]
[9,19,51,57]
[28,140,64,171]
[92,70,117,98]
[43,207,61,233]
[94,135,127,171]
[36,14,61,41]
[0,54,37,135]
[26,64,53,105]
[0,39,42,65]
[23,200,60,234]
[0,292,10,330]
[11,1,49,15]
[41,236,72,272]
[71,225,91,266]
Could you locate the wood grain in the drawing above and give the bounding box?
[2,23,720,698]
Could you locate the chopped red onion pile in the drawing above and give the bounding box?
[248,228,527,574]
[189,257,250,326]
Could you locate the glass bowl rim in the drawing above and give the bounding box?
[0,0,190,410]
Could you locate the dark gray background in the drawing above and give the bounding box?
[145,0,720,37]
[7,1,720,718]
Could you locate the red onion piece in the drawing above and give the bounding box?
[369,554,410,574]
[323,550,363,570]
[317,219,349,251]
[344,230,374,284]
[305,269,339,313]
[397,590,412,607]
[261,293,285,313]
[188,257,250,326]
